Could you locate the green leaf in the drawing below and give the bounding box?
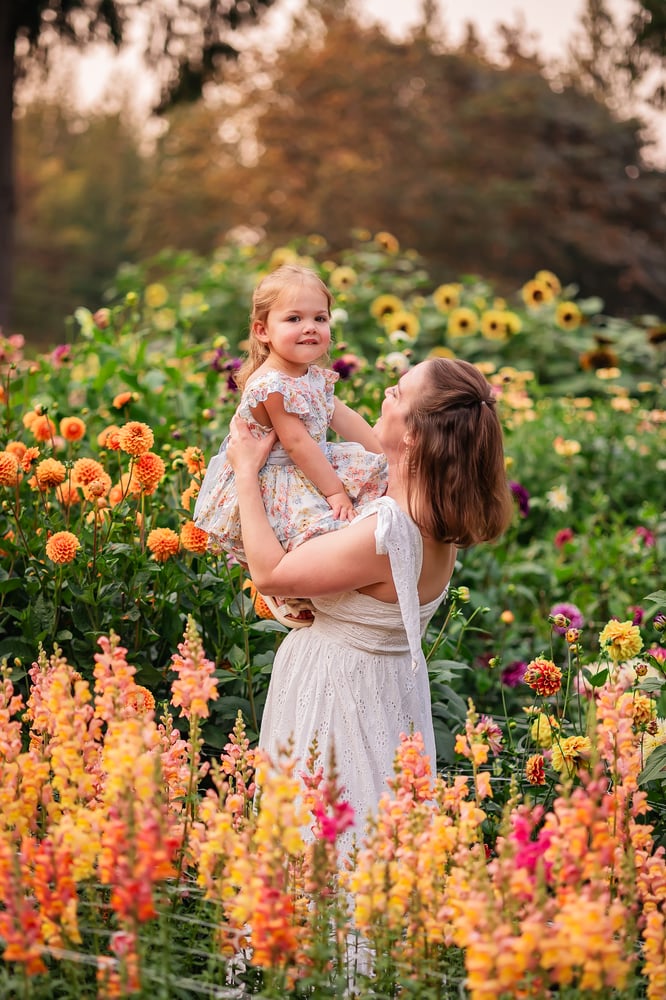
[638,745,666,785]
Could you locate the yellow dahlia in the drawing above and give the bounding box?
[530,713,560,748]
[147,527,180,562]
[118,421,154,457]
[35,458,66,489]
[432,283,461,313]
[180,520,209,554]
[447,307,479,337]
[145,283,169,308]
[551,735,592,776]
[59,416,86,441]
[134,452,166,492]
[0,451,20,486]
[45,530,80,564]
[599,619,643,662]
[555,301,582,330]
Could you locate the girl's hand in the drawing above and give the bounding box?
[227,416,277,476]
[326,490,356,521]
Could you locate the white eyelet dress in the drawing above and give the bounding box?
[258,496,448,856]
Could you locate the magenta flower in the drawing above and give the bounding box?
[502,660,528,687]
[510,481,530,517]
[554,527,575,548]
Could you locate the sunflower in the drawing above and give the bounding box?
[555,301,582,331]
[535,269,562,296]
[579,346,619,371]
[374,231,400,254]
[521,278,554,308]
[480,310,508,341]
[370,294,404,321]
[329,266,358,291]
[145,283,169,308]
[384,310,420,339]
[447,307,479,338]
[432,283,461,313]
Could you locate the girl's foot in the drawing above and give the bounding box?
[261,595,315,629]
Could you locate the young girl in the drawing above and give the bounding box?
[193,264,388,625]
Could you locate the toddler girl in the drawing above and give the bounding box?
[194,264,388,626]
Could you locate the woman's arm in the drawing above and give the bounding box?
[262,392,355,520]
[330,398,383,453]
[226,417,390,597]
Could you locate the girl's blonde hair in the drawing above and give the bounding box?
[235,264,334,391]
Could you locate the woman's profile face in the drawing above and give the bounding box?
[376,361,429,453]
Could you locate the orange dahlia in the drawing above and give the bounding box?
[525,754,546,785]
[30,414,56,443]
[21,447,40,472]
[118,421,154,457]
[243,579,275,620]
[524,656,562,696]
[82,475,112,501]
[5,440,27,460]
[71,457,106,488]
[0,451,20,486]
[147,527,179,562]
[135,452,166,491]
[45,530,80,564]
[56,482,81,507]
[113,391,134,409]
[98,425,121,449]
[181,481,200,511]
[35,458,67,489]
[183,446,206,476]
[180,520,209,554]
[60,416,86,441]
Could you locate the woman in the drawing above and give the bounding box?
[226,357,513,850]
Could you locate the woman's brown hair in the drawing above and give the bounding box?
[234,264,334,392]
[405,358,513,547]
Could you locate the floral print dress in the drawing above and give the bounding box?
[193,365,388,562]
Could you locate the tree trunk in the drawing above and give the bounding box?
[0,2,14,333]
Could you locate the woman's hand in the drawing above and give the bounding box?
[226,416,277,476]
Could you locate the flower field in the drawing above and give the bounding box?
[0,232,665,997]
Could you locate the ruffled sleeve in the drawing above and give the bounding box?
[373,497,426,672]
[241,370,310,419]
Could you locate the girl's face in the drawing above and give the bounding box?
[253,284,331,374]
[376,362,429,455]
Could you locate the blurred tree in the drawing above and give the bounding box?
[1,0,276,335]
[200,4,665,313]
[14,100,144,345]
[627,0,666,106]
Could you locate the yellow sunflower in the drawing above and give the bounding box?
[480,309,508,341]
[384,310,420,339]
[329,266,358,291]
[370,294,404,321]
[521,278,554,309]
[374,231,400,254]
[556,301,583,330]
[432,283,462,313]
[536,269,562,296]
[447,307,479,338]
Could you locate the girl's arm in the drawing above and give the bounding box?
[261,391,355,520]
[226,416,390,596]
[329,398,383,453]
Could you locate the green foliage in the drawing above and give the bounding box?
[1,235,665,779]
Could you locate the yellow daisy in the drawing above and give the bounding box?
[447,307,479,338]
